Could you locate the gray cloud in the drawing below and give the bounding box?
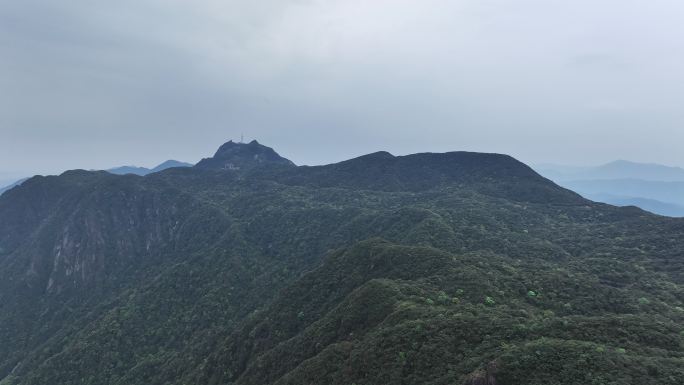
[1,0,683,174]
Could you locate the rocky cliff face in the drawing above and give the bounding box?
[31,183,181,295]
[0,170,225,298]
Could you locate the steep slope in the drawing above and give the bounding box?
[0,170,233,380]
[0,141,682,385]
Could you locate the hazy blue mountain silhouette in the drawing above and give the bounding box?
[1,161,193,196]
[537,160,684,182]
[535,161,684,217]
[562,179,684,207]
[106,160,193,176]
[581,192,684,217]
[0,178,28,196]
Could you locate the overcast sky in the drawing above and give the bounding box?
[1,0,684,176]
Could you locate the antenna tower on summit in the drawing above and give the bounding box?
[240,133,244,143]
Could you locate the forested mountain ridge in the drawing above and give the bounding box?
[0,141,682,385]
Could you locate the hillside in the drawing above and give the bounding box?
[0,142,682,385]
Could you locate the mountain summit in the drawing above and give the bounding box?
[194,140,295,171]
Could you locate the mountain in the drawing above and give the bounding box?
[105,165,151,175]
[195,140,295,170]
[0,161,191,197]
[0,178,28,196]
[0,161,192,196]
[562,179,684,207]
[150,160,193,173]
[0,141,682,385]
[0,177,18,190]
[582,193,684,217]
[106,160,192,176]
[535,161,684,218]
[537,160,684,182]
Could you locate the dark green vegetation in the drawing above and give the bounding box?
[0,141,682,385]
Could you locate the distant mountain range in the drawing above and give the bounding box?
[580,193,684,217]
[106,160,193,176]
[536,160,684,182]
[0,160,193,196]
[535,160,684,217]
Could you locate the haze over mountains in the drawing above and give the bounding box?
[537,160,684,182]
[0,140,682,385]
[536,160,684,217]
[106,160,193,176]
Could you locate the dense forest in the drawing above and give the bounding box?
[0,140,682,384]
